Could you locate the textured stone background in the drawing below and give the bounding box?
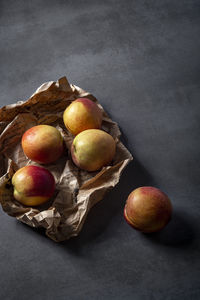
[0,1,200,299]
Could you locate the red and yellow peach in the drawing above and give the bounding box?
[124,186,172,233]
[71,129,116,172]
[12,165,55,206]
[63,98,102,135]
[22,125,63,164]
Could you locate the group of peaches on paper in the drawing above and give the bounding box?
[11,97,172,234]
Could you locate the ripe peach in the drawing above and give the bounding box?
[63,98,102,135]
[22,125,63,164]
[12,165,55,206]
[71,129,116,172]
[124,186,172,233]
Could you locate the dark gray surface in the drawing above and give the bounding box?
[0,1,200,299]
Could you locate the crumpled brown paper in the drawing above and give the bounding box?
[0,76,133,242]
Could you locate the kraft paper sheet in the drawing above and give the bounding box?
[0,76,133,242]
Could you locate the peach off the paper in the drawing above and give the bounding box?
[124,186,172,233]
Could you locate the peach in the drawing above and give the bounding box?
[12,165,55,206]
[22,125,63,164]
[71,129,116,172]
[124,186,172,233]
[63,98,102,135]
